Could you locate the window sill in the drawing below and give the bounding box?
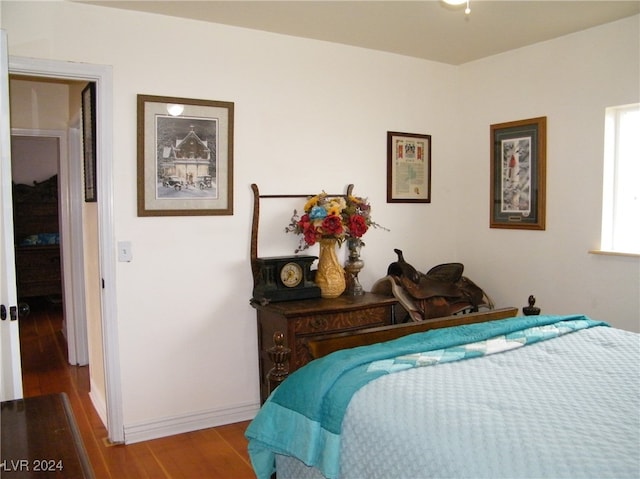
[588,250,640,258]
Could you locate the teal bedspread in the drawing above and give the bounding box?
[245,314,606,479]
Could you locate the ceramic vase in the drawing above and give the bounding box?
[315,238,346,298]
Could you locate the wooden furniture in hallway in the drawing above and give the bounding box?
[12,175,62,301]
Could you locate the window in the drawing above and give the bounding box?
[600,103,640,255]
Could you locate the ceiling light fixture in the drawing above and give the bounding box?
[443,0,471,15]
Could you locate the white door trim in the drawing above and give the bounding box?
[67,122,90,366]
[8,56,123,443]
[0,30,22,401]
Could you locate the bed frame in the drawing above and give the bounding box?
[267,307,518,390]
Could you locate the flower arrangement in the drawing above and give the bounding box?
[286,192,385,253]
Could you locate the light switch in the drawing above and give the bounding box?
[118,241,133,262]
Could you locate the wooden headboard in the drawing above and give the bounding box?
[306,307,519,359]
[12,175,59,244]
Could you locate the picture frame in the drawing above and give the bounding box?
[82,82,97,202]
[386,131,431,203]
[137,95,234,216]
[490,116,546,230]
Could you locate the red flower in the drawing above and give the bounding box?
[296,214,318,245]
[321,214,344,236]
[348,214,369,238]
[303,227,319,246]
[298,214,312,231]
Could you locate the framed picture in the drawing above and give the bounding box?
[82,83,97,202]
[490,116,546,230]
[387,131,431,203]
[137,95,234,216]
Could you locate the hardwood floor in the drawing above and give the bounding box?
[18,298,255,478]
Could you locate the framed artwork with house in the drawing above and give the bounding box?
[490,116,546,230]
[137,95,234,216]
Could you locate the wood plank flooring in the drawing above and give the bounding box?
[18,298,255,478]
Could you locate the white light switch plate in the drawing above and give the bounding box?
[118,241,133,262]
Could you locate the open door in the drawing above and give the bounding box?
[0,30,23,402]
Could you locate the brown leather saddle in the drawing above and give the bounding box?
[373,249,493,321]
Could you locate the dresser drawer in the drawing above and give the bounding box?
[15,245,62,298]
[17,261,61,281]
[292,306,390,335]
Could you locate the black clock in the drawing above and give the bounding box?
[252,255,321,303]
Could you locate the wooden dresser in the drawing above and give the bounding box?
[12,176,62,300]
[15,245,62,299]
[252,292,398,403]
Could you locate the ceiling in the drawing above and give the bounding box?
[78,1,640,65]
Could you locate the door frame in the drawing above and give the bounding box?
[9,56,123,443]
[0,30,22,402]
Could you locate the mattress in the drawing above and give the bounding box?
[274,325,639,479]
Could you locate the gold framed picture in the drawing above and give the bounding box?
[490,117,546,230]
[137,95,234,216]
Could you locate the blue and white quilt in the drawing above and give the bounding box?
[245,314,622,479]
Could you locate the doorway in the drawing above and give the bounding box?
[7,56,123,443]
[10,129,89,365]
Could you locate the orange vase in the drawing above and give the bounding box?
[315,238,346,298]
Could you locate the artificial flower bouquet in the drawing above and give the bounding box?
[285,192,384,253]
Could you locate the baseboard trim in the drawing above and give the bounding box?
[88,381,108,428]
[123,401,260,444]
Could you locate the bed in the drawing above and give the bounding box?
[245,308,639,479]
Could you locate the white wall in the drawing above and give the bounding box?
[457,15,640,332]
[9,79,67,185]
[11,135,58,184]
[1,1,460,440]
[2,1,638,442]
